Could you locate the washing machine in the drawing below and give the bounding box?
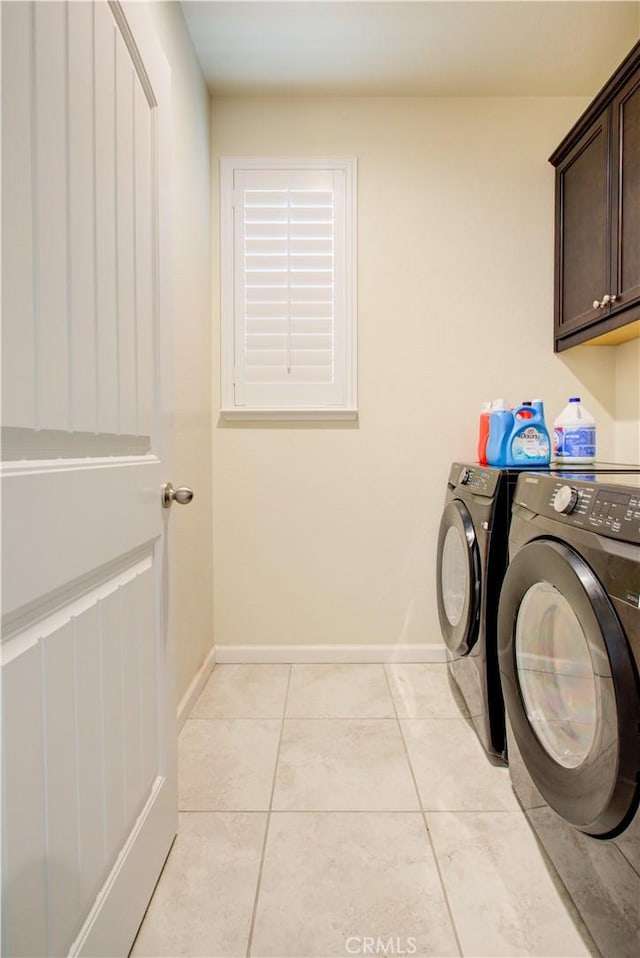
[498,471,640,957]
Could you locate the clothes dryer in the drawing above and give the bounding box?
[436,463,518,760]
[498,472,640,957]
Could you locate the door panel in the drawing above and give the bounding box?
[134,81,155,437]
[1,3,175,956]
[74,606,108,918]
[555,116,610,336]
[498,538,640,837]
[35,1,70,431]
[612,73,640,314]
[94,0,120,437]
[436,499,480,656]
[1,646,48,958]
[115,28,138,436]
[1,1,35,428]
[2,0,156,456]
[68,1,97,434]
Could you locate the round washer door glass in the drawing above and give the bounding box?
[436,498,480,657]
[499,536,640,836]
[515,581,597,768]
[441,526,468,627]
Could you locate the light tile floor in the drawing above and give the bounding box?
[131,664,599,958]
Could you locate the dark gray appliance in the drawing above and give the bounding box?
[437,461,640,762]
[436,463,518,760]
[498,472,640,957]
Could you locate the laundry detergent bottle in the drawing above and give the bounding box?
[477,402,491,464]
[505,400,551,467]
[554,397,596,464]
[486,400,514,467]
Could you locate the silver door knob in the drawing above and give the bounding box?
[161,483,194,509]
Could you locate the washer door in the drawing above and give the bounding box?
[498,538,640,837]
[436,499,481,656]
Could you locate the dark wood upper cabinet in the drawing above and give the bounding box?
[611,70,640,321]
[550,41,640,351]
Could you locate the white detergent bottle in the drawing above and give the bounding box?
[554,397,596,464]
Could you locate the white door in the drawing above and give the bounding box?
[1,2,177,955]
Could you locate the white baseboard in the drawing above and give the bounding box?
[214,644,448,664]
[177,643,217,731]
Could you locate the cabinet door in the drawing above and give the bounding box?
[611,71,640,316]
[554,113,610,342]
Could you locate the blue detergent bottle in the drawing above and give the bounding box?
[486,400,514,467]
[506,399,551,467]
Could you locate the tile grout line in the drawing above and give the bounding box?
[187,715,402,721]
[177,806,522,814]
[245,663,293,958]
[382,663,465,958]
[175,807,517,815]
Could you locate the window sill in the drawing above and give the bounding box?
[220,408,359,422]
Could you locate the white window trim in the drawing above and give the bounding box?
[220,156,358,421]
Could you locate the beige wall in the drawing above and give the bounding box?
[149,2,214,695]
[210,95,625,653]
[614,339,640,463]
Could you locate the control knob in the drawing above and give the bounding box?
[459,467,471,485]
[554,485,579,515]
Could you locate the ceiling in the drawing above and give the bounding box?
[180,0,639,97]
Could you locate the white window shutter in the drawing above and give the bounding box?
[221,159,357,418]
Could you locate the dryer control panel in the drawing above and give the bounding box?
[514,474,640,544]
[589,489,640,536]
[448,462,500,497]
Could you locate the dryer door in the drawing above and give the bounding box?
[498,538,640,837]
[436,499,481,656]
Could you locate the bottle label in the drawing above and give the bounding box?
[511,426,551,462]
[554,426,595,459]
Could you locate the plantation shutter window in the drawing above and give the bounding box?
[221,159,357,419]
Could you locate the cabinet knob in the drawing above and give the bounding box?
[593,293,619,309]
